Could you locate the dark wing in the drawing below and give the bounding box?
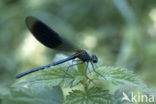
[25,16,78,52]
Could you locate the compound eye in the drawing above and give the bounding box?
[92,55,98,63]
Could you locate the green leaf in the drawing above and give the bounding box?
[96,66,153,95]
[65,87,113,104]
[77,62,86,75]
[2,85,63,104]
[15,54,85,87]
[113,89,137,104]
[15,64,84,88]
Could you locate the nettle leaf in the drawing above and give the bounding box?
[65,87,113,104]
[96,66,152,95]
[15,54,84,88]
[15,63,84,88]
[113,88,137,104]
[2,85,63,104]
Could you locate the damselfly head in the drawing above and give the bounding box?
[91,55,98,63]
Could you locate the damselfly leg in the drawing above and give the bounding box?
[85,62,96,86]
[91,62,106,80]
[59,60,84,86]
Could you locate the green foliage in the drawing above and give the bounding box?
[2,85,63,104]
[1,0,156,103]
[113,89,135,104]
[15,63,84,88]
[96,66,152,95]
[2,55,154,104]
[65,87,113,104]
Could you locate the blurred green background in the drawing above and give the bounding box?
[0,0,156,100]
